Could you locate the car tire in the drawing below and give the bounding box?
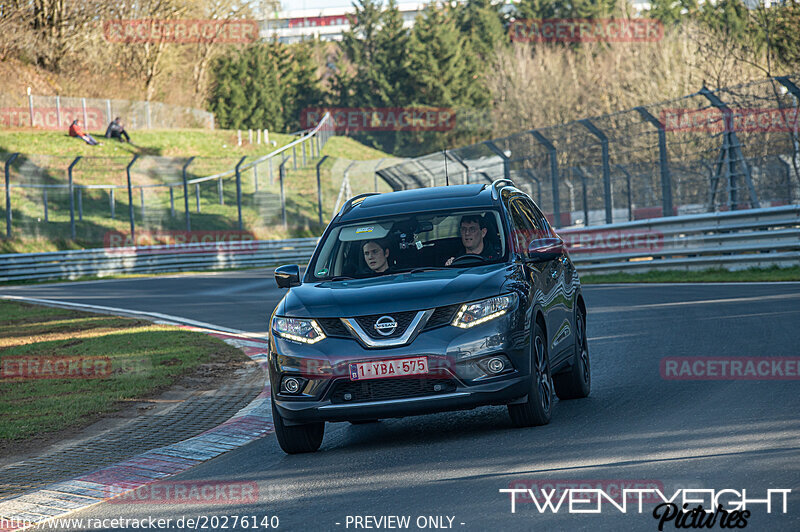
[272,399,324,454]
[553,308,591,400]
[508,321,553,427]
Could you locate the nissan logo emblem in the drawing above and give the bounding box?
[374,316,398,336]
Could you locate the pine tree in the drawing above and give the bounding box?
[456,0,508,60]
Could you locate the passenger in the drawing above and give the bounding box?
[362,239,391,273]
[445,214,498,266]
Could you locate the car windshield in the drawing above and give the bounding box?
[308,209,506,281]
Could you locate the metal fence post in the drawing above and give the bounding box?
[616,164,634,221]
[42,189,48,221]
[106,99,112,125]
[268,157,273,185]
[279,155,289,229]
[523,169,542,204]
[218,177,224,205]
[78,187,83,221]
[195,183,200,213]
[484,141,510,180]
[5,154,21,235]
[530,131,562,228]
[292,145,297,170]
[302,139,307,166]
[253,163,259,192]
[573,166,590,227]
[446,151,471,184]
[110,188,115,219]
[169,187,175,216]
[580,118,613,224]
[56,95,61,128]
[146,101,152,129]
[28,94,34,127]
[316,155,329,225]
[126,155,138,239]
[635,106,673,217]
[81,98,88,128]
[182,157,195,231]
[700,87,759,210]
[235,156,247,231]
[67,156,82,240]
[140,188,145,218]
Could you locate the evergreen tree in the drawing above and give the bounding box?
[455,0,508,60]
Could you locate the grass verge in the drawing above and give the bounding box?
[0,300,248,444]
[581,266,800,284]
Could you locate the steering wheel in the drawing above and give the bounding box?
[448,253,489,266]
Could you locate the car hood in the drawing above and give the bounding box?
[280,264,515,318]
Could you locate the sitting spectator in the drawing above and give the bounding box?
[68,120,100,145]
[105,117,131,143]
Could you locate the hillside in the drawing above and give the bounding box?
[0,133,396,254]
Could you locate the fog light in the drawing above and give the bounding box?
[486,357,505,374]
[343,392,353,401]
[433,384,443,392]
[282,377,302,394]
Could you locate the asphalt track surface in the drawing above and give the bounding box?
[2,273,800,531]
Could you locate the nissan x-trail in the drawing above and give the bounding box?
[268,179,590,453]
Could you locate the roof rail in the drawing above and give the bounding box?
[491,178,515,199]
[338,192,381,217]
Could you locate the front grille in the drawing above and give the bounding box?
[424,303,461,330]
[329,378,456,404]
[353,310,419,339]
[317,318,351,338]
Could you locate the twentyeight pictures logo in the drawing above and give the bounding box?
[510,18,663,43]
[103,20,259,44]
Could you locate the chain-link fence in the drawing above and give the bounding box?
[1,114,335,248]
[378,75,800,228]
[0,93,215,131]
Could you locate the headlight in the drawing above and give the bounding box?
[272,317,326,344]
[452,294,517,329]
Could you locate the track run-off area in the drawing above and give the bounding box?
[1,271,799,531]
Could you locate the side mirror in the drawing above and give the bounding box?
[275,264,301,288]
[526,237,564,263]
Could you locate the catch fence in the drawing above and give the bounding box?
[379,75,800,228]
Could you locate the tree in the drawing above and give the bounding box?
[455,0,508,60]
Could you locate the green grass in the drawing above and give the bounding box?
[0,300,247,441]
[0,134,394,254]
[0,129,294,158]
[581,266,800,284]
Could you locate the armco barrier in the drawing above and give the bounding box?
[0,238,318,282]
[565,204,800,274]
[1,205,797,282]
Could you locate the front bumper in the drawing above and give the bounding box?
[269,311,531,424]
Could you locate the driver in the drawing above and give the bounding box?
[445,214,498,266]
[362,239,391,273]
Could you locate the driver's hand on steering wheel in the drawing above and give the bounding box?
[445,256,455,266]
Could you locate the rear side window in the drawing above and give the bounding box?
[508,198,548,258]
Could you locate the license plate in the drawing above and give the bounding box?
[349,356,428,381]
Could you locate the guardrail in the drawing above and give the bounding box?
[1,205,797,282]
[564,204,800,274]
[0,238,319,282]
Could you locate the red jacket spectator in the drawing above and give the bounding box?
[69,120,86,137]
